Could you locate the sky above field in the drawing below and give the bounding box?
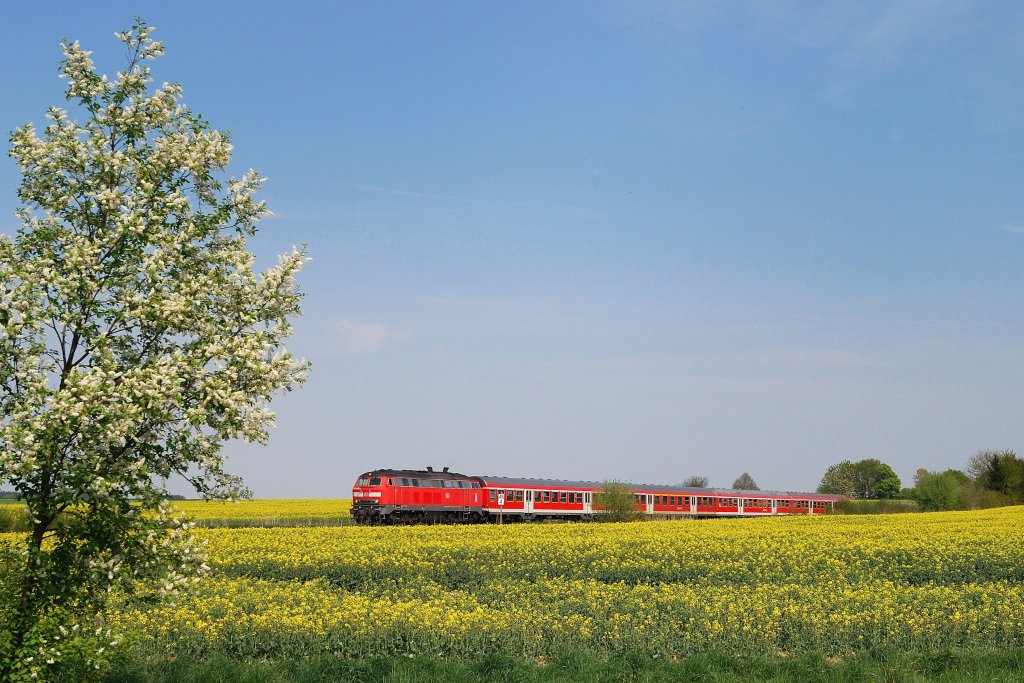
[2,2,1023,497]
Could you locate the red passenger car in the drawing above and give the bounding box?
[477,476,597,521]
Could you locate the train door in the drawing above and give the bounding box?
[583,491,592,514]
[645,494,654,515]
[524,490,533,514]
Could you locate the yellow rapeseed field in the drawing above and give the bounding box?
[102,504,1024,659]
[171,498,351,527]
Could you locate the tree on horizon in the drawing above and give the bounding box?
[732,472,759,490]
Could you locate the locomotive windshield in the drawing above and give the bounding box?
[368,477,381,486]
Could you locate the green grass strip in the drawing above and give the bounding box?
[105,648,1024,683]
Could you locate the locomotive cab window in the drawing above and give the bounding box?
[368,477,381,486]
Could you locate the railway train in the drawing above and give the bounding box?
[350,467,844,525]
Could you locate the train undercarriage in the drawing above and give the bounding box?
[350,502,607,526]
[351,502,488,525]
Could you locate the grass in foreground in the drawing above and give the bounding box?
[105,649,1024,683]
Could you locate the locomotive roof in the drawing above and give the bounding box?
[369,468,474,480]
[476,475,840,499]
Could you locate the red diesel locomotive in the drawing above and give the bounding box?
[350,467,843,525]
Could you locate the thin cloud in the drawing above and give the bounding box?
[838,0,972,71]
[1002,225,1024,234]
[330,319,415,357]
[742,346,871,369]
[334,180,488,206]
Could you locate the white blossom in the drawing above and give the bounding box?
[0,19,307,680]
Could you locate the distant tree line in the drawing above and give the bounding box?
[0,491,188,501]
[675,448,1024,513]
[816,449,1023,511]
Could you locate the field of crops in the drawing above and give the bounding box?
[104,505,1024,661]
[0,498,353,532]
[171,498,351,527]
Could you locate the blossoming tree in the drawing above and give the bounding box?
[0,20,308,679]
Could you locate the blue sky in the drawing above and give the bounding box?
[2,2,1022,496]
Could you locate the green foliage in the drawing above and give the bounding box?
[968,450,1024,501]
[834,499,920,515]
[0,563,130,682]
[593,481,642,522]
[679,475,709,488]
[817,460,855,496]
[818,459,900,499]
[907,452,1024,512]
[851,459,901,499]
[0,505,30,532]
[912,469,973,511]
[872,463,902,499]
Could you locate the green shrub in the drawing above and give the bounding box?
[835,499,919,514]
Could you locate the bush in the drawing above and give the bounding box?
[835,499,919,515]
[0,507,30,533]
[593,481,643,522]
